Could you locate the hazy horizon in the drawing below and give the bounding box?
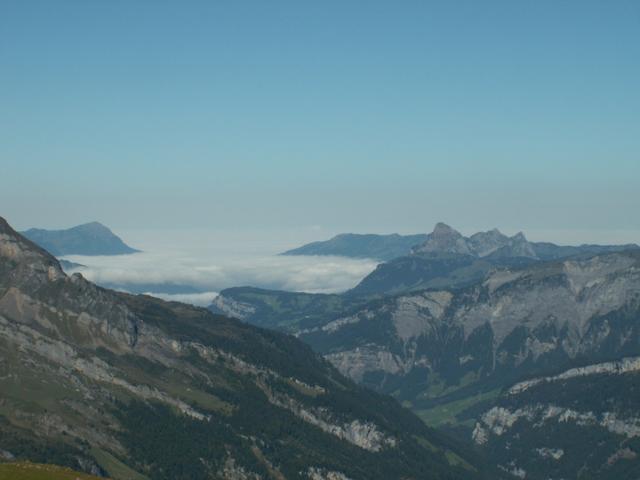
[6,217,640,247]
[2,1,639,237]
[41,221,638,307]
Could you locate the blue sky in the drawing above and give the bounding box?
[1,1,639,240]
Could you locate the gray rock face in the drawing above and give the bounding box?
[209,293,256,320]
[468,229,510,257]
[413,223,474,256]
[508,356,640,395]
[0,449,14,460]
[307,467,353,480]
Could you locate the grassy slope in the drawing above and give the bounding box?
[0,463,103,480]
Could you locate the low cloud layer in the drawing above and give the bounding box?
[61,229,379,305]
[65,252,376,294]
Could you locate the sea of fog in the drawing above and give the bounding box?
[61,228,379,306]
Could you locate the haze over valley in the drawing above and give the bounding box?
[21,222,640,307]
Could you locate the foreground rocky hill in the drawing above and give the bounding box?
[0,216,488,480]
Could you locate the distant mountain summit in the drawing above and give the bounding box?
[411,223,537,259]
[21,221,139,256]
[412,222,474,256]
[283,223,637,264]
[346,223,639,297]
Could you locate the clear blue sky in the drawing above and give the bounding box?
[1,1,639,239]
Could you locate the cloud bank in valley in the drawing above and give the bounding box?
[61,228,379,305]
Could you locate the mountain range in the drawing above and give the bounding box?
[283,223,637,263]
[351,223,638,297]
[21,222,139,256]
[212,224,640,479]
[0,216,490,480]
[282,233,429,261]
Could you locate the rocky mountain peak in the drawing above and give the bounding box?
[0,217,12,234]
[511,231,527,242]
[411,224,539,259]
[72,221,115,236]
[0,216,64,282]
[432,222,459,236]
[414,223,473,255]
[503,231,538,259]
[468,228,510,257]
[0,216,139,348]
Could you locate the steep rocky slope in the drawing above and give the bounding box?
[0,217,488,480]
[410,224,536,259]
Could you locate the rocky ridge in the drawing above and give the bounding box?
[411,223,537,259]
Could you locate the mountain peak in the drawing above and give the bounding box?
[468,228,510,257]
[20,221,139,256]
[413,223,472,255]
[0,216,65,284]
[432,222,460,236]
[511,231,528,242]
[0,216,20,236]
[75,221,111,232]
[411,224,539,259]
[1,216,50,259]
